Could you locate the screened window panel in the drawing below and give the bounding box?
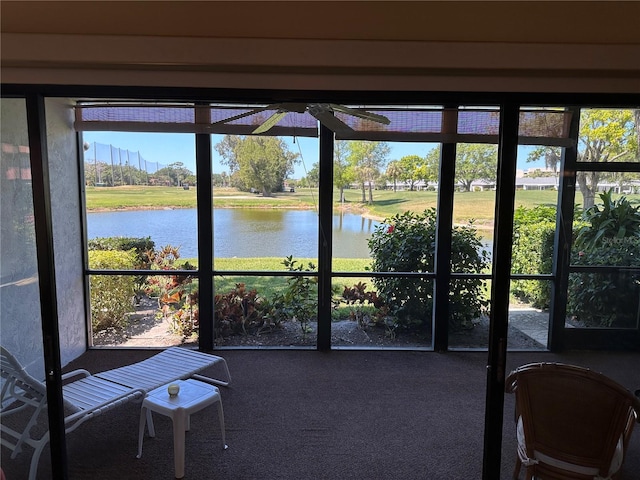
[75,104,575,146]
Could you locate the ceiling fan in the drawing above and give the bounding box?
[212,103,391,135]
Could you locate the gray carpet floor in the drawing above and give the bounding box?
[2,349,639,480]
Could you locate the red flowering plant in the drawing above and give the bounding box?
[368,209,489,331]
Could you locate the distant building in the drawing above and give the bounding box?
[516,177,559,190]
[522,167,557,177]
[385,176,640,194]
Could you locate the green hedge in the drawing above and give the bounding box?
[511,221,555,308]
[88,236,154,267]
[511,206,557,308]
[568,237,640,327]
[88,249,137,331]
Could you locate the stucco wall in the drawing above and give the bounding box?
[46,97,86,365]
[0,98,85,379]
[0,98,46,377]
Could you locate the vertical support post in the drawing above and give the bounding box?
[118,147,124,186]
[94,141,98,184]
[549,107,580,351]
[433,107,458,351]
[76,131,92,348]
[195,111,214,351]
[317,123,334,350]
[26,93,68,480]
[109,144,115,186]
[482,102,519,480]
[126,149,132,185]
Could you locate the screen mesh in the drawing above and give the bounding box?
[75,103,573,145]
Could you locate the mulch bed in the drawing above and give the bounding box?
[93,297,543,350]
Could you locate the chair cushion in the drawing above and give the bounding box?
[516,416,623,478]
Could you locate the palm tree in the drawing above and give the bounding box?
[386,160,402,191]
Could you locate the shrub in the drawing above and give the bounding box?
[214,283,273,336]
[575,190,640,249]
[513,204,557,225]
[567,192,640,327]
[568,237,640,327]
[341,281,393,335]
[145,245,198,337]
[88,236,155,300]
[87,236,154,266]
[510,205,592,308]
[511,219,556,308]
[368,209,490,331]
[511,205,557,307]
[88,249,137,331]
[269,256,318,334]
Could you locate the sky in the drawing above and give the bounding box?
[82,131,544,179]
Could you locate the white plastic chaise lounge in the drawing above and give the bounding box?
[0,346,231,480]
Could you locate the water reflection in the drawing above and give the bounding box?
[86,208,381,258]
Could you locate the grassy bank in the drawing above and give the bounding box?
[85,186,314,211]
[212,257,369,272]
[85,185,573,224]
[169,257,374,307]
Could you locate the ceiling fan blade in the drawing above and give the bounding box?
[252,111,289,134]
[211,105,275,127]
[309,108,354,134]
[329,104,391,125]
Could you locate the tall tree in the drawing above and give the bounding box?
[528,109,638,209]
[347,141,390,204]
[396,155,423,191]
[303,162,319,187]
[417,147,441,187]
[214,135,242,174]
[215,135,299,196]
[385,160,402,191]
[333,140,353,203]
[154,162,194,186]
[455,144,497,192]
[212,173,226,187]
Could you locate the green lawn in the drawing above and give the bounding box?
[84,185,572,225]
[85,185,198,210]
[360,189,563,223]
[212,257,369,272]
[85,186,314,211]
[173,257,373,301]
[85,185,640,225]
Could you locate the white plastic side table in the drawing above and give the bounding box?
[137,379,227,478]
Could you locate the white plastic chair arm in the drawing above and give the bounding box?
[61,369,91,382]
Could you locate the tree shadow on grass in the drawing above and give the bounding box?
[370,198,410,208]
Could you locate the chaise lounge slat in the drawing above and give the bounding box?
[95,347,231,390]
[1,346,231,480]
[62,377,137,412]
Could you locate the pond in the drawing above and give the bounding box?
[86,208,381,259]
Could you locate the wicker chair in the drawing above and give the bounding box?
[505,362,640,480]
